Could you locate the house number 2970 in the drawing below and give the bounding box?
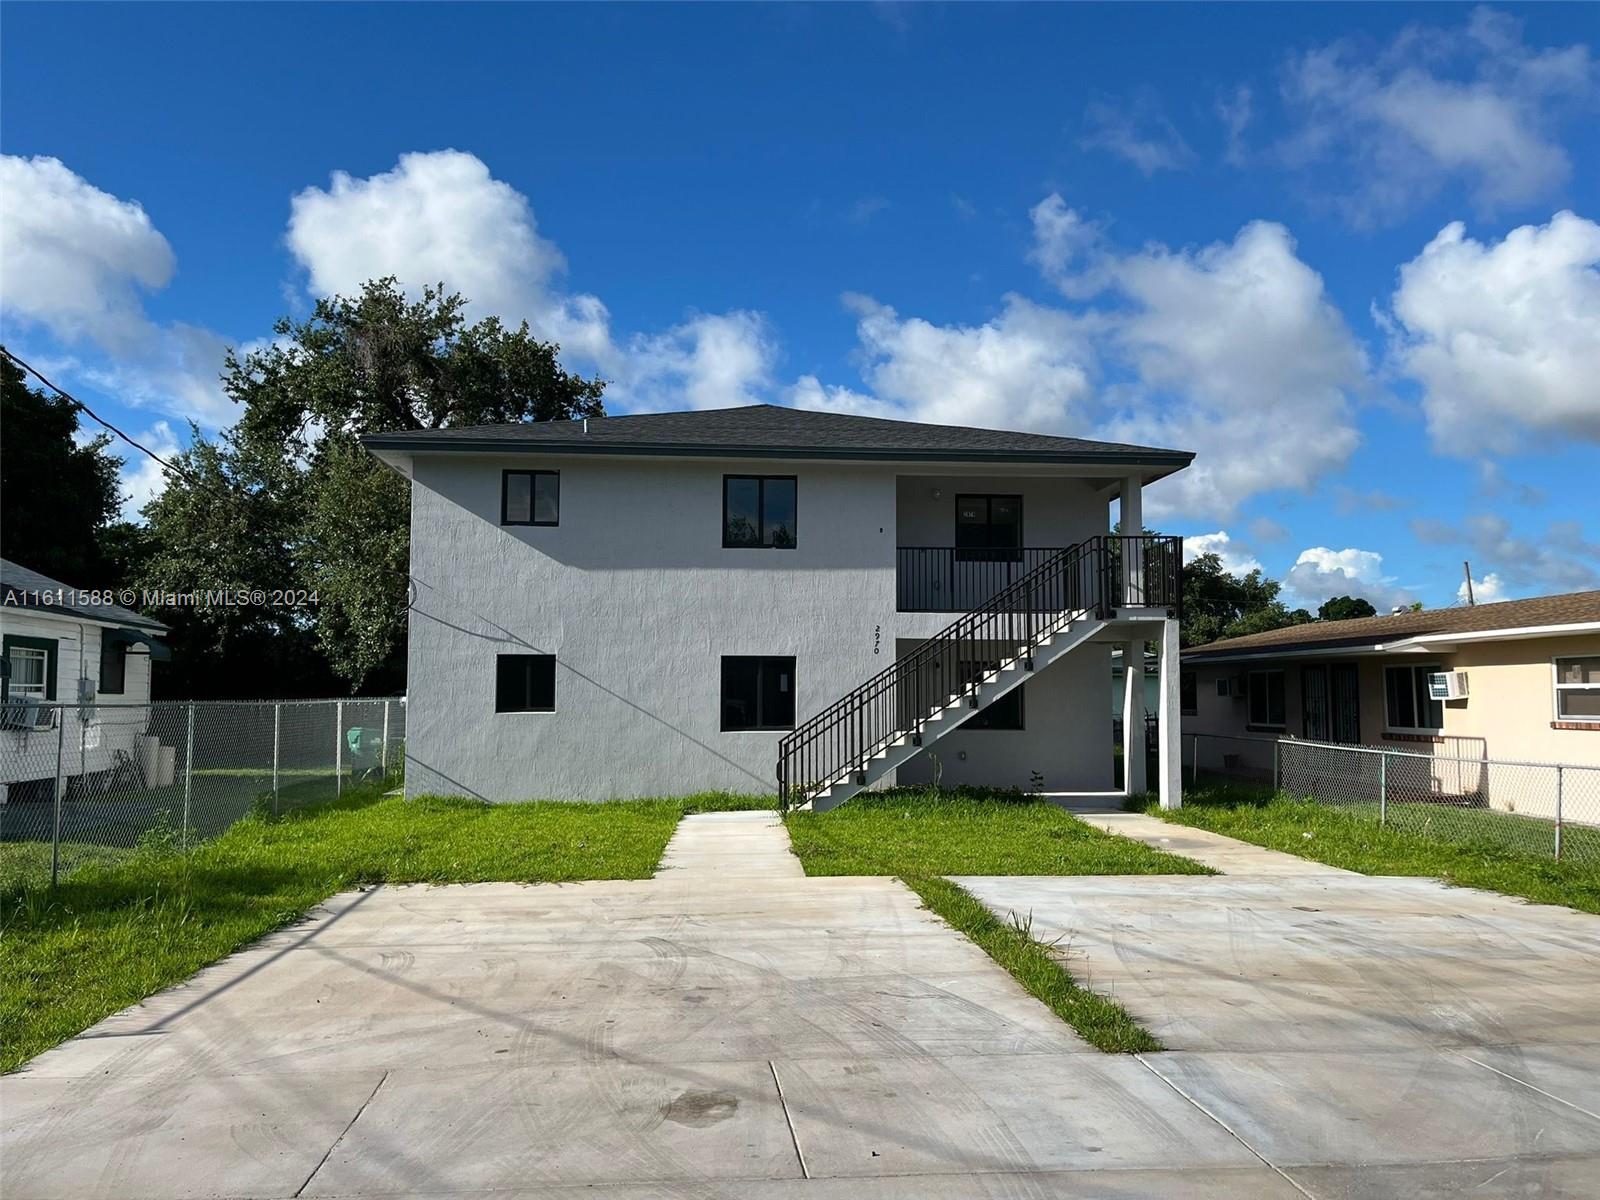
[873,625,881,655]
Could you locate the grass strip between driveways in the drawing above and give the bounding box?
[0,786,774,1073]
[1145,784,1600,915]
[785,787,1209,1053]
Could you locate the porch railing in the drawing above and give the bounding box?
[896,546,1066,612]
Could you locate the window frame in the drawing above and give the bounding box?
[1246,669,1286,731]
[954,493,1024,561]
[1383,663,1444,735]
[1552,655,1600,725]
[99,630,129,696]
[2,635,58,704]
[1179,669,1198,717]
[501,469,560,527]
[721,475,798,550]
[720,655,796,731]
[959,660,1025,731]
[495,653,557,713]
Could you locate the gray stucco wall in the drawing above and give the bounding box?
[403,454,1113,801]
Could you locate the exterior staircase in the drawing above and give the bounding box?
[778,534,1180,811]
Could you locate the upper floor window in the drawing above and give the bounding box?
[502,470,559,526]
[956,494,1022,562]
[1384,663,1443,734]
[723,476,796,549]
[1554,656,1600,724]
[1247,669,1285,730]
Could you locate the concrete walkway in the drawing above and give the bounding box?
[2,812,1292,1199]
[1070,807,1356,875]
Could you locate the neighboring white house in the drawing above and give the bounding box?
[364,405,1192,808]
[1,558,170,800]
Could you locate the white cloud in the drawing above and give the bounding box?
[1080,92,1195,175]
[1387,211,1600,454]
[618,311,778,412]
[1026,194,1105,296]
[1286,546,1416,612]
[1217,85,1254,166]
[792,293,1095,434]
[1460,571,1507,603]
[1413,513,1600,593]
[0,155,232,429]
[1090,220,1368,519]
[118,420,183,519]
[0,155,176,351]
[1184,531,1263,577]
[1281,8,1596,223]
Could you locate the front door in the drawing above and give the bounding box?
[1330,663,1361,744]
[1302,665,1330,741]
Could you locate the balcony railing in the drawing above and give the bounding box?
[896,546,1066,612]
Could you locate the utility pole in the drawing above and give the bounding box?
[1462,561,1475,606]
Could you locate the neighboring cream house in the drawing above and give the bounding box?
[1182,591,1600,812]
[364,405,1193,808]
[1,559,170,802]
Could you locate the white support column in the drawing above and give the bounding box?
[1157,617,1182,810]
[1121,641,1147,797]
[1121,475,1144,606]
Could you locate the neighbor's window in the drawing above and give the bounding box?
[2,636,56,703]
[502,470,560,526]
[1247,669,1285,729]
[1554,656,1600,723]
[1384,663,1444,733]
[496,654,556,712]
[723,476,797,548]
[960,661,1024,730]
[1180,670,1198,716]
[99,630,128,695]
[721,656,795,730]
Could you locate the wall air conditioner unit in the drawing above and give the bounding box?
[1216,676,1245,698]
[1,698,57,732]
[1428,670,1468,701]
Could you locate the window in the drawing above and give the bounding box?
[496,654,556,712]
[721,656,795,730]
[1554,656,1600,723]
[723,476,796,548]
[1180,670,1197,716]
[955,494,1022,561]
[502,470,559,526]
[960,661,1024,730]
[1247,670,1285,729]
[99,630,129,695]
[2,636,57,703]
[1384,663,1444,733]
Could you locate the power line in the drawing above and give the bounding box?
[2,345,212,494]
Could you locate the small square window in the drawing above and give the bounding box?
[1384,664,1443,733]
[723,476,796,548]
[721,656,795,730]
[502,470,559,526]
[1554,655,1600,723]
[960,661,1024,730]
[496,654,556,712]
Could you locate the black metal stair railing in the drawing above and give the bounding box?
[778,534,1181,811]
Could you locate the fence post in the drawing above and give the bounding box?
[1272,739,1280,793]
[272,703,281,815]
[336,700,344,798]
[182,702,195,852]
[1379,751,1387,827]
[51,707,66,887]
[381,700,391,779]
[1555,764,1563,862]
[1191,733,1199,786]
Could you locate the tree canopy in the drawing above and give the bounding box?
[1318,594,1378,622]
[136,279,606,695]
[0,357,124,585]
[1180,552,1313,647]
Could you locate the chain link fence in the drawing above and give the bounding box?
[1185,731,1600,866]
[1,697,406,891]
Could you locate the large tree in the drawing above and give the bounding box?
[139,279,606,694]
[1318,594,1377,622]
[1181,552,1312,647]
[0,357,125,584]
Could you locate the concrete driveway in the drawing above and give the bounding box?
[4,810,1598,1198]
[961,812,1600,1198]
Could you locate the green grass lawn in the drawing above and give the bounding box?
[1,786,771,1073]
[786,787,1209,1052]
[1145,784,1600,914]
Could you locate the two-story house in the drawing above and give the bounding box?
[363,405,1192,809]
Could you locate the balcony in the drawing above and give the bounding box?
[896,537,1182,614]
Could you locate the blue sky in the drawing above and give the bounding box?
[3,2,1597,610]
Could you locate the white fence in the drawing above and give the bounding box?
[1186,731,1600,866]
[0,697,405,889]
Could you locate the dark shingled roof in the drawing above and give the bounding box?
[362,404,1193,470]
[1185,589,1600,661]
[1,558,168,633]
